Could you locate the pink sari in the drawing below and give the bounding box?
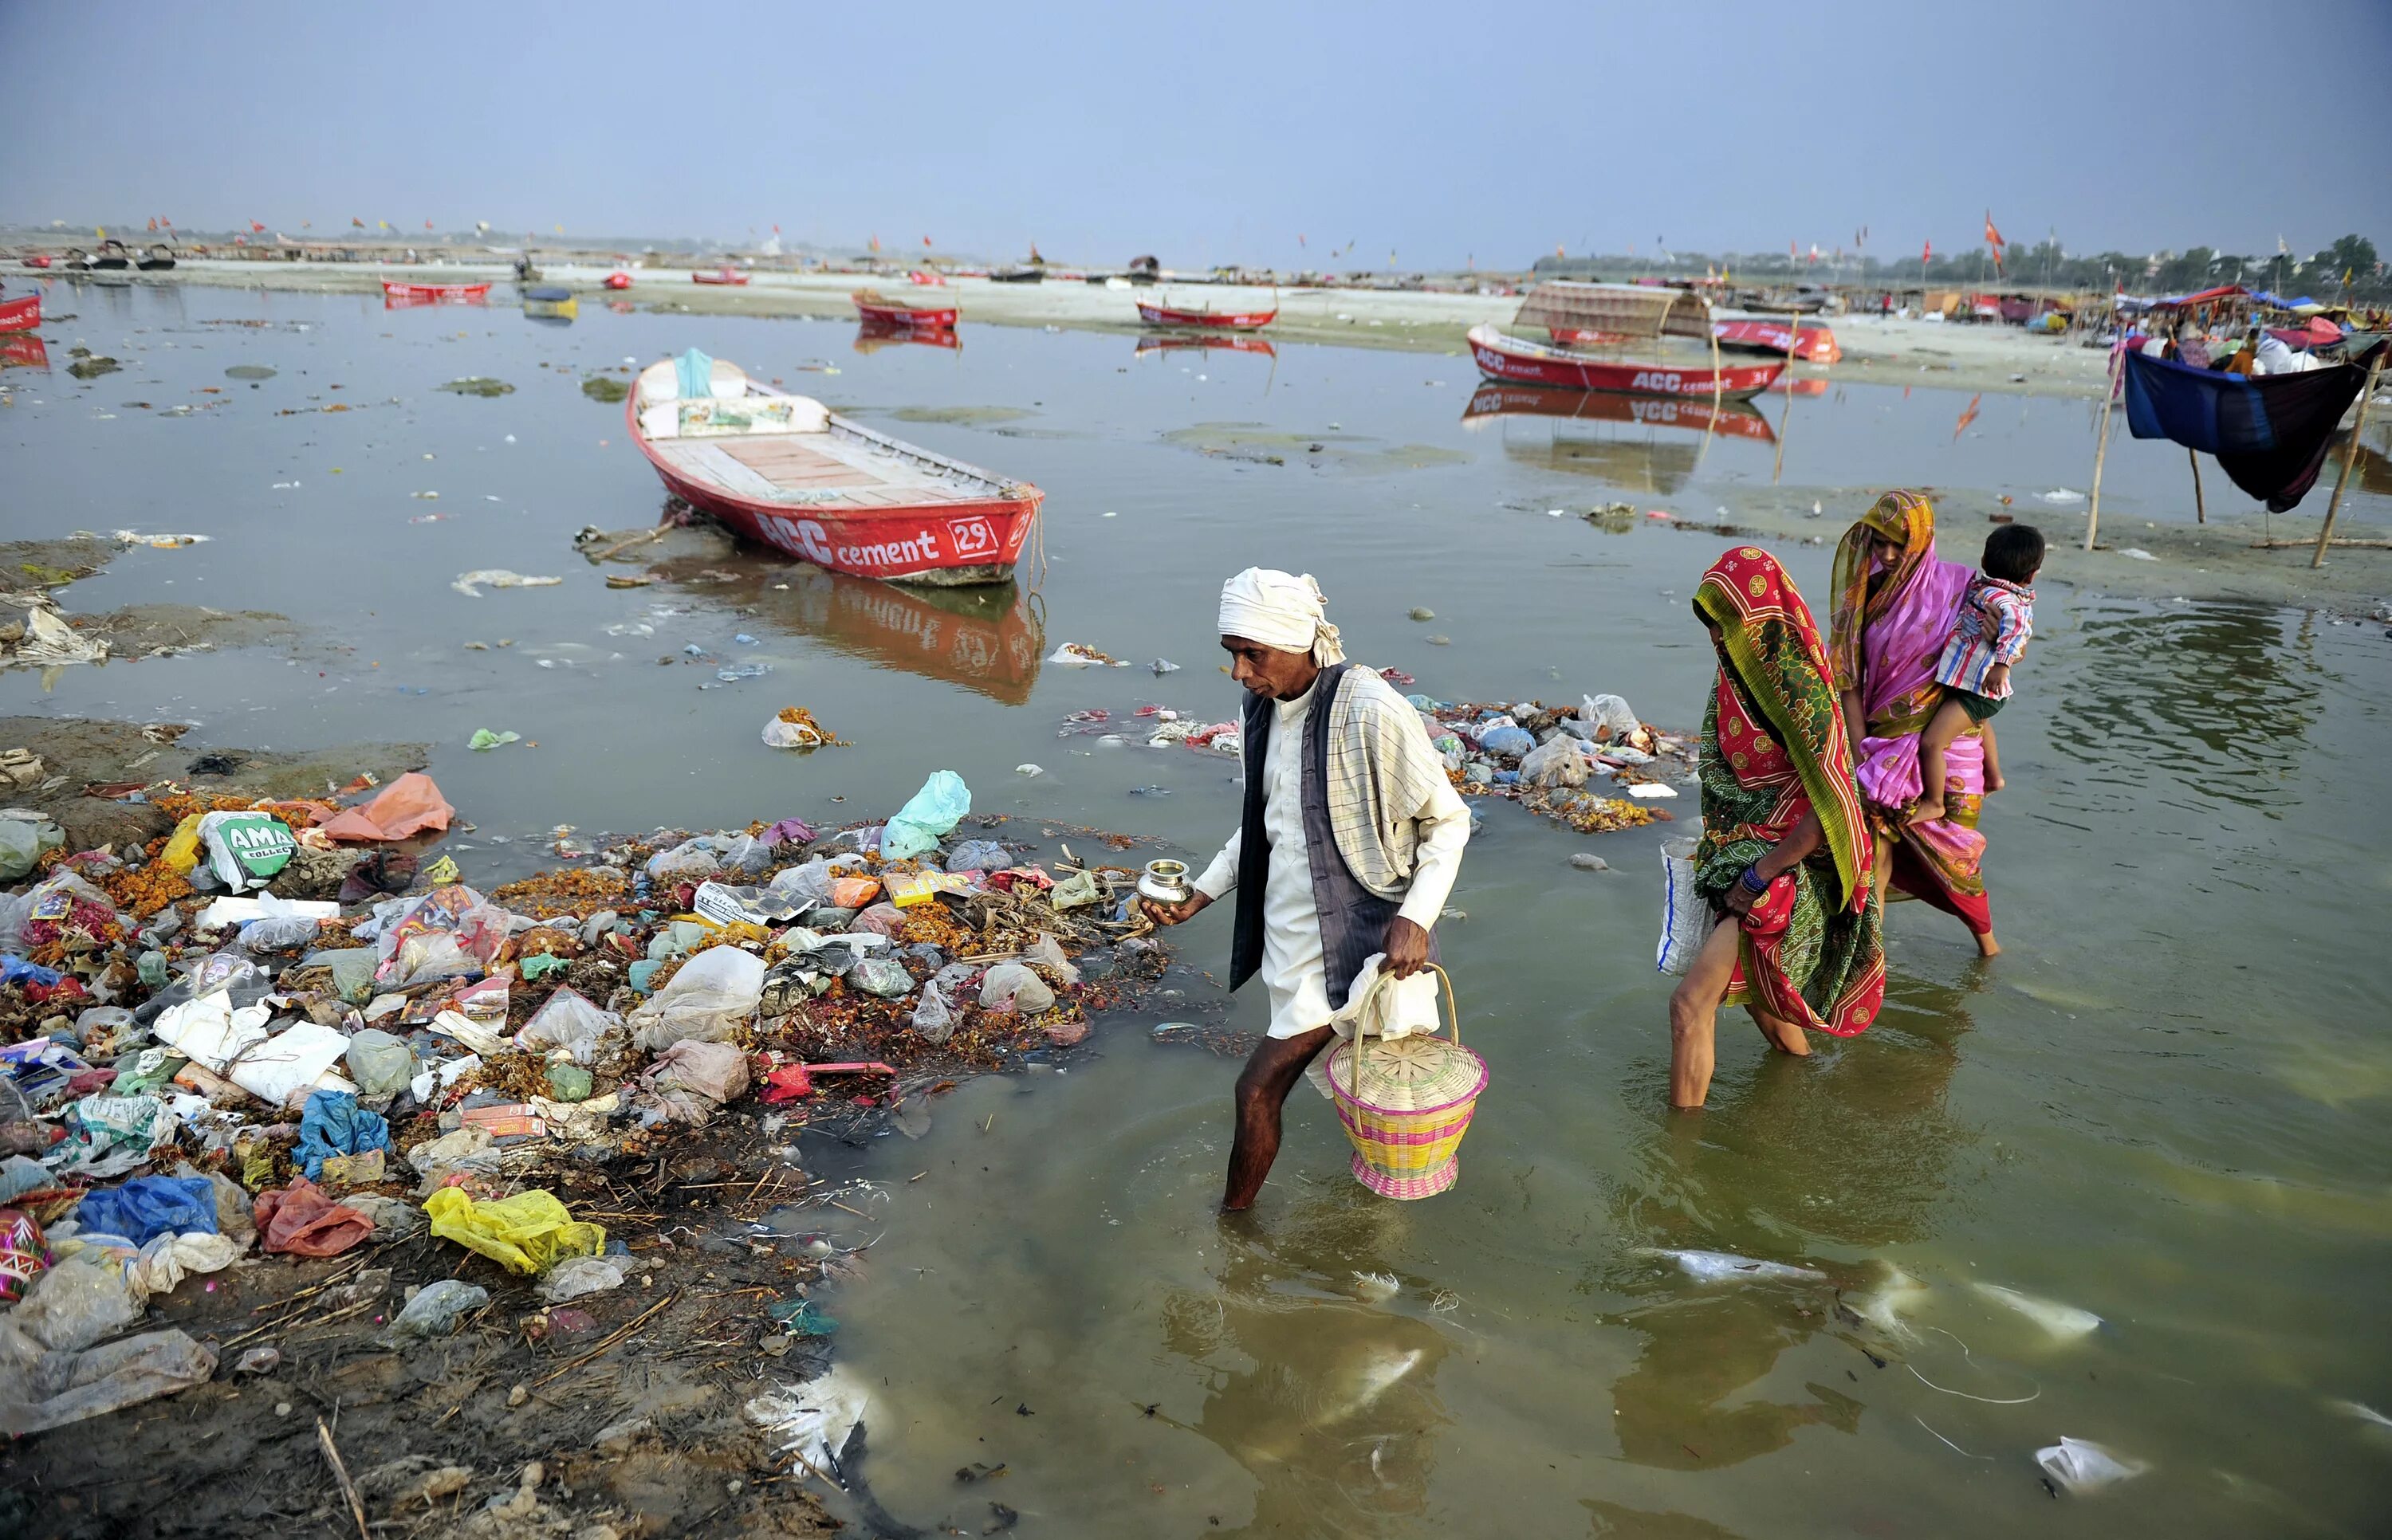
[1828,493,1993,936]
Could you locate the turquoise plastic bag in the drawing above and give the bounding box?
[880,772,970,861]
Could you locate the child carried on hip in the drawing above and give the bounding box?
[1914,524,2043,826]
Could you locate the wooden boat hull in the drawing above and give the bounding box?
[1467,324,1782,398]
[1463,383,1776,441]
[625,380,1039,586]
[1713,320,1840,363]
[380,280,490,301]
[855,293,958,328]
[0,294,40,333]
[1138,301,1277,330]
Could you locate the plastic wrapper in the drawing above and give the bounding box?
[69,1175,218,1247]
[1,1251,143,1354]
[196,811,297,892]
[0,1329,217,1436]
[296,1091,390,1181]
[768,858,835,907]
[423,1188,604,1276]
[237,914,326,953]
[850,903,909,939]
[628,946,764,1051]
[886,870,970,908]
[690,882,803,927]
[315,772,454,843]
[57,1094,177,1176]
[980,962,1056,1015]
[344,1027,417,1096]
[880,771,970,860]
[385,1279,489,1342]
[254,1177,373,1257]
[1,1207,49,1304]
[826,875,882,909]
[228,1020,356,1108]
[1655,836,1717,977]
[2036,1437,2147,1493]
[514,987,621,1064]
[407,1126,498,1195]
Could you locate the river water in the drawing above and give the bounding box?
[6,282,2390,1536]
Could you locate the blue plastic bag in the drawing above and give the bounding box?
[880,772,971,861]
[1477,726,1536,758]
[71,1175,219,1246]
[296,1090,391,1181]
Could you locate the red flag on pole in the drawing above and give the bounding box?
[1984,212,2004,249]
[1922,238,1934,265]
[251,221,266,234]
[147,218,157,232]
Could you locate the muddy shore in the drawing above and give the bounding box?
[37,258,2119,399]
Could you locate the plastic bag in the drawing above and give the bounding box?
[4,1251,144,1353]
[1656,837,1717,977]
[825,875,881,909]
[1518,736,1589,789]
[515,987,620,1064]
[228,1020,356,1108]
[0,815,63,883]
[880,771,970,861]
[344,1027,416,1096]
[424,1188,604,1276]
[69,1176,218,1247]
[628,946,765,1051]
[538,1256,626,1304]
[850,903,909,940]
[1476,725,1536,759]
[315,772,454,843]
[2035,1437,2147,1493]
[0,1207,47,1303]
[848,958,915,999]
[296,1091,389,1181]
[646,839,722,882]
[0,1329,217,1436]
[718,832,774,878]
[1023,933,1081,985]
[769,858,835,907]
[237,914,325,953]
[980,963,1055,1015]
[1580,693,1641,741]
[197,811,297,892]
[159,813,206,874]
[946,839,1009,874]
[127,1231,242,1296]
[254,1177,373,1257]
[910,983,954,1045]
[386,1279,490,1342]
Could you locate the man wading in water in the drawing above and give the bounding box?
[1143,569,1472,1210]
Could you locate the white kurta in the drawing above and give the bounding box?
[1193,679,1471,1039]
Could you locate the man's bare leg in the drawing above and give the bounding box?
[1667,921,1744,1110]
[1223,1024,1335,1211]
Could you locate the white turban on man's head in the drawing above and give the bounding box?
[1218,568,1345,666]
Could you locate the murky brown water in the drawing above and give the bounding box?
[6,281,2390,1536]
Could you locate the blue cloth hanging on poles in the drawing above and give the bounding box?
[2122,348,2373,512]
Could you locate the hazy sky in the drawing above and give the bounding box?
[8,0,2386,268]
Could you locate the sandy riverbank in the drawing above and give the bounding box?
[29,259,2119,399]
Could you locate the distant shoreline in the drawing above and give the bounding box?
[18,257,2123,400]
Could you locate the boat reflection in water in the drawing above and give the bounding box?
[1462,384,1773,496]
[1,335,48,371]
[853,320,961,354]
[1133,332,1279,360]
[746,561,1044,705]
[1764,375,1830,396]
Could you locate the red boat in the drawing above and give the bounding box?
[1136,297,1278,330]
[907,270,949,287]
[693,267,749,285]
[604,271,633,290]
[853,289,958,328]
[854,320,961,354]
[380,280,491,302]
[1467,324,1782,399]
[0,294,39,333]
[21,255,53,269]
[628,350,1040,586]
[1713,319,1841,363]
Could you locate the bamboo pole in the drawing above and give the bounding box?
[2311,350,2384,568]
[2085,347,2123,551]
[2188,447,2205,523]
[1709,314,1724,414]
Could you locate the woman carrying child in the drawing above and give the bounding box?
[1824,490,2032,958]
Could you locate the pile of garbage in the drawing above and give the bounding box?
[0,762,1170,1435]
[1412,690,1691,835]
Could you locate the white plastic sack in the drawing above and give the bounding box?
[628,946,765,1050]
[979,962,1054,1016]
[1517,736,1589,789]
[1655,836,1717,976]
[1329,955,1442,1042]
[2036,1437,2147,1493]
[227,1020,356,1108]
[1580,693,1641,740]
[128,1231,243,1296]
[197,811,297,893]
[515,987,621,1064]
[153,995,273,1071]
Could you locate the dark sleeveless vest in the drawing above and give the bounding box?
[1228,663,1435,1012]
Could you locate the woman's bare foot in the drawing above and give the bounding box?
[1908,796,1945,826]
[1974,929,2002,957]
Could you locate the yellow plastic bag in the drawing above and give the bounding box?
[423,1187,605,1276]
[160,814,205,874]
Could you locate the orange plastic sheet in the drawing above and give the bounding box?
[318,773,455,844]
